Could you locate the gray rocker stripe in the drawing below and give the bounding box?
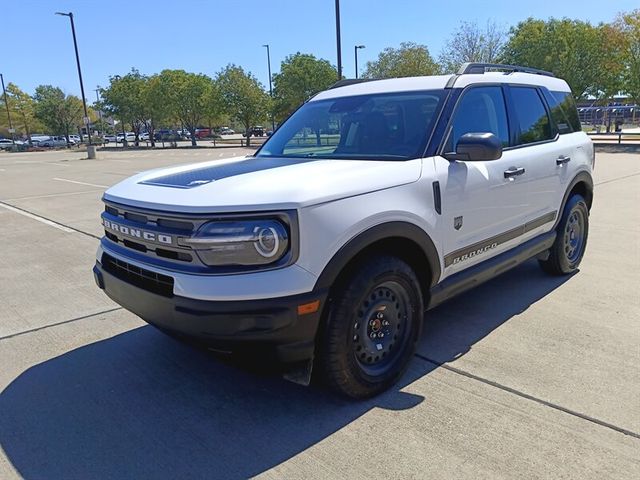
[444,211,557,267]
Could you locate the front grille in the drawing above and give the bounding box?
[102,253,174,297]
[103,203,200,265]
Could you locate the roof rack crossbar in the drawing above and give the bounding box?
[458,63,555,77]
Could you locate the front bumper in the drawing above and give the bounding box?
[93,259,327,363]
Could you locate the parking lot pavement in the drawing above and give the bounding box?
[0,148,639,479]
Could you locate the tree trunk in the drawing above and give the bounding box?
[190,128,197,147]
[245,126,251,147]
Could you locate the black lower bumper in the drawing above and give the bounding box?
[93,260,326,363]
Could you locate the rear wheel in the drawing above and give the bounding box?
[539,194,589,275]
[319,256,423,398]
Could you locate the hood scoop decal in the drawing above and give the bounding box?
[139,157,317,189]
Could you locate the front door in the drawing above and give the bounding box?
[434,85,531,278]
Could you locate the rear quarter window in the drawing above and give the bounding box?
[545,90,582,133]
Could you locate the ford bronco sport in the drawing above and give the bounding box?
[93,63,594,398]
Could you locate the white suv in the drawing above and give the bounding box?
[93,63,594,398]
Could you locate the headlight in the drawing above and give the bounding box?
[180,219,289,266]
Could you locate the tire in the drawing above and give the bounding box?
[539,194,589,275]
[318,256,424,398]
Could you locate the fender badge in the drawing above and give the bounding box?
[454,216,463,230]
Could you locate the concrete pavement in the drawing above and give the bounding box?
[0,147,638,479]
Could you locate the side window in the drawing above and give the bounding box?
[510,87,553,145]
[549,90,582,133]
[445,86,509,152]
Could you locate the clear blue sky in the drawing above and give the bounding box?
[2,0,636,99]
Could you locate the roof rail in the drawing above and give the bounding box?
[458,62,555,77]
[328,78,375,89]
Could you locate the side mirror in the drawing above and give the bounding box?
[444,132,503,161]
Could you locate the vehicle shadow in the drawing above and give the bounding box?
[419,259,574,364]
[0,260,573,479]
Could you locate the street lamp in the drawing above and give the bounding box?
[0,73,15,147]
[335,0,342,80]
[95,86,103,140]
[262,44,276,131]
[354,45,365,79]
[56,11,95,158]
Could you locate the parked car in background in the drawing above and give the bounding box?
[40,136,74,148]
[243,126,265,137]
[140,132,150,141]
[69,134,82,143]
[116,132,136,143]
[103,134,117,143]
[154,130,182,142]
[195,128,211,139]
[0,139,22,150]
[220,127,235,135]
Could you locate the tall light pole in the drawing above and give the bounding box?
[335,0,342,80]
[0,73,15,147]
[262,44,275,131]
[56,11,95,158]
[95,87,103,140]
[354,45,365,79]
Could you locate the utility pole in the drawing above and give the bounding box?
[56,11,95,158]
[0,73,15,147]
[95,87,103,140]
[355,45,365,79]
[335,0,342,80]
[262,44,276,131]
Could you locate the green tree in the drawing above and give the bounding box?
[202,81,227,135]
[501,18,604,99]
[439,20,506,73]
[217,65,269,147]
[615,9,640,106]
[156,70,213,146]
[33,85,83,143]
[362,42,440,79]
[1,83,43,142]
[100,69,147,145]
[272,53,337,122]
[143,74,172,147]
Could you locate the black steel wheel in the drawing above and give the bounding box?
[539,194,589,275]
[319,256,423,398]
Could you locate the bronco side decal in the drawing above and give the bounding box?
[444,211,557,267]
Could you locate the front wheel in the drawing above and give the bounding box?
[318,256,423,398]
[539,194,589,275]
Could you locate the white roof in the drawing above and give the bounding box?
[312,71,571,102]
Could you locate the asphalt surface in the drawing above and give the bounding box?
[0,147,638,479]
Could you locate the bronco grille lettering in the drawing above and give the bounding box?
[103,219,173,245]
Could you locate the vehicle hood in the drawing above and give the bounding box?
[103,156,422,213]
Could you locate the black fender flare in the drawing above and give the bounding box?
[554,171,594,229]
[314,221,441,292]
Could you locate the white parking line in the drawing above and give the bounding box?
[0,202,75,233]
[53,177,109,188]
[5,189,100,202]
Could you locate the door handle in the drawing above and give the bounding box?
[556,155,571,165]
[504,167,525,178]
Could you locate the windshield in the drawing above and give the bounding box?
[257,90,446,160]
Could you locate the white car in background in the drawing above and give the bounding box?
[116,132,136,143]
[0,139,25,150]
